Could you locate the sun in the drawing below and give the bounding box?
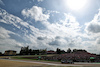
[67,0,87,10]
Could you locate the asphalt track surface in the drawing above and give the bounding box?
[1,59,100,66]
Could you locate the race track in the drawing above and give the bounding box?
[1,59,100,67]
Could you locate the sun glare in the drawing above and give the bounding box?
[67,0,87,10]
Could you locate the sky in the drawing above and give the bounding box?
[0,0,100,54]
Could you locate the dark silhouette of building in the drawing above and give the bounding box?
[4,50,16,56]
[47,50,56,54]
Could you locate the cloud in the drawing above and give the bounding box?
[21,6,82,48]
[0,8,29,29]
[55,36,61,39]
[22,6,49,22]
[0,6,84,53]
[0,8,52,51]
[0,6,94,53]
[0,27,23,53]
[85,9,100,33]
[37,0,44,2]
[37,37,46,40]
[42,13,81,38]
[0,0,4,5]
[49,40,60,46]
[82,40,100,54]
[0,27,15,39]
[85,22,100,33]
[83,9,100,53]
[0,8,37,52]
[38,12,83,49]
[96,38,100,44]
[48,37,62,46]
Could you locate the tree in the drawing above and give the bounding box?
[0,52,2,56]
[40,49,47,55]
[73,49,77,52]
[67,48,71,53]
[32,50,39,55]
[20,46,29,55]
[29,49,32,55]
[72,49,87,53]
[56,48,61,54]
[61,50,65,54]
[26,46,29,55]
